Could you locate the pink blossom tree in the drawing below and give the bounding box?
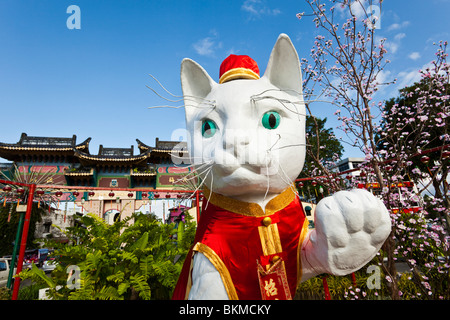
[298,0,449,299]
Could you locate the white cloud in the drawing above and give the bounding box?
[383,33,406,54]
[241,0,281,18]
[408,52,421,61]
[349,0,367,19]
[387,20,410,31]
[193,31,223,57]
[193,37,215,56]
[396,69,421,89]
[375,70,392,85]
[193,37,223,57]
[395,62,432,90]
[394,32,406,41]
[385,41,399,54]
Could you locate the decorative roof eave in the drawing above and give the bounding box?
[64,167,94,176]
[0,143,74,152]
[152,149,188,153]
[0,144,76,162]
[130,172,157,177]
[73,149,151,165]
[75,137,92,154]
[136,139,152,153]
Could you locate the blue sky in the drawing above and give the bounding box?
[1,0,449,161]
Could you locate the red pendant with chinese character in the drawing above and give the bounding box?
[257,259,292,300]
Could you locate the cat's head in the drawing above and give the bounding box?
[181,34,305,199]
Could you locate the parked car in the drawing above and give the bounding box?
[41,259,57,273]
[0,258,15,287]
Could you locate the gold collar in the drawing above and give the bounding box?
[202,186,296,217]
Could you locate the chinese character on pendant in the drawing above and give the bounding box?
[264,279,278,297]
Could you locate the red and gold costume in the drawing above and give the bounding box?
[172,187,309,300]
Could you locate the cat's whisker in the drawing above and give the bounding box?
[251,88,306,99]
[146,85,185,103]
[204,166,214,210]
[270,143,310,151]
[146,74,216,104]
[174,161,213,183]
[148,74,183,98]
[252,96,307,118]
[185,166,212,201]
[268,134,281,151]
[148,105,185,109]
[276,162,300,198]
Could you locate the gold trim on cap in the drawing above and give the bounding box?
[202,186,296,217]
[219,67,260,84]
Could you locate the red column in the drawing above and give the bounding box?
[322,275,331,300]
[195,190,200,223]
[12,184,36,300]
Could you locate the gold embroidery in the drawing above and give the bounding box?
[184,249,195,300]
[193,242,239,300]
[296,218,310,286]
[264,278,278,296]
[203,186,296,217]
[258,223,283,256]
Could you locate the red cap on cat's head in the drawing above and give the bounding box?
[219,55,260,84]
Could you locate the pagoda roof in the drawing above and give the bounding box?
[137,138,188,154]
[73,148,150,166]
[0,133,188,165]
[0,133,91,160]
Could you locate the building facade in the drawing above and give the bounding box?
[0,133,195,225]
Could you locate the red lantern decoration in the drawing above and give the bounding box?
[297,182,304,188]
[177,194,182,198]
[346,175,353,180]
[441,151,450,160]
[55,191,63,197]
[165,194,171,198]
[311,181,317,186]
[73,191,80,197]
[109,191,115,197]
[141,192,148,198]
[88,191,95,197]
[3,185,12,192]
[154,193,160,198]
[128,192,134,198]
[17,188,25,194]
[36,189,45,196]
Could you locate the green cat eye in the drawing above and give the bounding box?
[262,111,281,130]
[201,119,217,138]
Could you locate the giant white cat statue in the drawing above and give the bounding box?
[172,34,391,300]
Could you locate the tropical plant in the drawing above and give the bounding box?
[19,211,196,300]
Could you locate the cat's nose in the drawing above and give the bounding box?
[223,131,250,158]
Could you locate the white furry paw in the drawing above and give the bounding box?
[313,189,391,275]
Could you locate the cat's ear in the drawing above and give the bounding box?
[181,58,217,121]
[263,34,303,94]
